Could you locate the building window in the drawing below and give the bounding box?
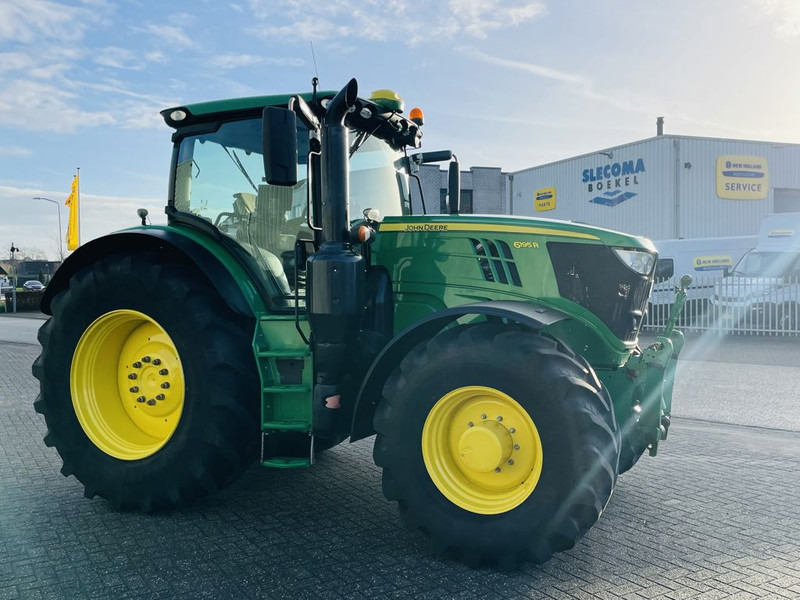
[461,189,473,214]
[440,188,474,213]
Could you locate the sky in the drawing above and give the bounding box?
[1,0,799,261]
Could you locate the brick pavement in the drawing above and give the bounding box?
[1,342,799,599]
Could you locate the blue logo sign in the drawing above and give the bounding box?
[590,190,637,207]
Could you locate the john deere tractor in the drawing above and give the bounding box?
[34,78,687,567]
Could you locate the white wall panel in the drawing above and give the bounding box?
[508,136,800,241]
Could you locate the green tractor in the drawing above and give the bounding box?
[33,78,688,567]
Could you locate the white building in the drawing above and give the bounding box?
[409,165,507,216]
[506,133,800,240]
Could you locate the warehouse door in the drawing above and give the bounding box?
[774,188,800,212]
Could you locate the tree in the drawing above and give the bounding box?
[17,247,47,260]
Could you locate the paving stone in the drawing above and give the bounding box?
[2,340,800,599]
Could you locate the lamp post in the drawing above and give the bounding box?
[9,243,18,312]
[32,196,64,263]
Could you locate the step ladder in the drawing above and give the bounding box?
[254,314,314,468]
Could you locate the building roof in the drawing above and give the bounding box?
[509,134,800,176]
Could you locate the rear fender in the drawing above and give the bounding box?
[42,229,258,317]
[349,300,571,441]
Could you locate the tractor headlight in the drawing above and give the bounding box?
[613,248,656,275]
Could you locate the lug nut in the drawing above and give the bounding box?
[496,415,503,422]
[514,444,520,450]
[467,421,474,427]
[128,373,137,380]
[146,399,156,406]
[136,396,146,403]
[158,368,169,376]
[509,428,516,434]
[132,362,142,369]
[142,356,151,363]
[507,459,514,465]
[129,386,139,393]
[152,358,161,366]
[481,414,487,420]
[156,394,165,401]
[161,382,170,389]
[494,467,501,473]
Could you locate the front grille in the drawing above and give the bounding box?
[469,239,522,287]
[547,242,652,341]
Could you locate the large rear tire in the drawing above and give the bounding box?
[373,323,620,567]
[32,252,259,511]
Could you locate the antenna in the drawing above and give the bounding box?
[309,41,320,81]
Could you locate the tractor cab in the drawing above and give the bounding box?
[163,90,418,306]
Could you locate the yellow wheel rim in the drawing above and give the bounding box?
[70,309,185,460]
[422,386,543,515]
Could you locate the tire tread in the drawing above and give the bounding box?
[374,323,619,568]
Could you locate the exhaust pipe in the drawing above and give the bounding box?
[320,78,358,243]
[307,78,365,434]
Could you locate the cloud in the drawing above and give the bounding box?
[458,47,650,115]
[137,23,197,49]
[0,147,32,157]
[70,82,175,130]
[145,50,167,63]
[0,0,88,43]
[0,52,36,73]
[79,80,173,105]
[208,54,305,69]
[93,46,149,70]
[119,101,172,130]
[246,0,545,43]
[0,79,116,133]
[448,0,547,38]
[458,47,583,85]
[753,0,800,40]
[0,185,167,261]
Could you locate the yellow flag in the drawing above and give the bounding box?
[65,174,79,251]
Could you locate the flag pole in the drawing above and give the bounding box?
[76,167,81,245]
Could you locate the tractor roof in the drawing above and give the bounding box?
[161,91,336,128]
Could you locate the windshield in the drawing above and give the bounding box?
[732,251,800,278]
[172,117,409,302]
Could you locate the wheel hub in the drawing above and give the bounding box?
[71,310,185,461]
[422,386,544,515]
[120,346,180,419]
[457,420,513,473]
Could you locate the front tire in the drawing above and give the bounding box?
[373,323,620,566]
[617,416,649,474]
[32,252,259,511]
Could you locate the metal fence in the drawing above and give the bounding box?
[643,274,800,336]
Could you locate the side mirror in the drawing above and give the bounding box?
[419,150,453,164]
[263,107,298,186]
[448,161,460,214]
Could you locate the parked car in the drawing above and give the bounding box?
[23,280,45,290]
